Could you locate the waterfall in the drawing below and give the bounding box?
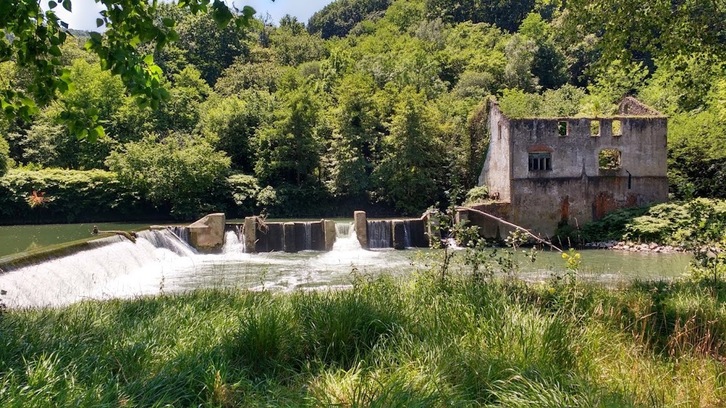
[335,222,352,238]
[403,220,412,248]
[222,225,245,253]
[169,226,190,245]
[331,222,361,252]
[367,220,392,249]
[0,229,197,309]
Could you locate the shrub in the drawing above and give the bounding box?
[464,186,490,205]
[0,168,154,223]
[225,173,260,217]
[106,134,231,220]
[0,135,9,177]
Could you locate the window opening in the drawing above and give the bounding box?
[598,149,621,170]
[558,121,568,137]
[612,120,622,136]
[529,152,552,171]
[590,120,600,137]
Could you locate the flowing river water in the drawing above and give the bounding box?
[0,222,691,309]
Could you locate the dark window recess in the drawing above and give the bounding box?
[529,152,552,171]
[558,121,568,136]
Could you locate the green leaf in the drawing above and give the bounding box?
[211,0,233,28]
[49,45,62,57]
[89,32,102,45]
[62,0,71,12]
[162,17,174,28]
[48,1,58,9]
[96,18,103,27]
[77,128,88,140]
[129,35,141,47]
[143,54,154,65]
[94,125,106,139]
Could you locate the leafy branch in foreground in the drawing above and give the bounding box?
[0,0,258,138]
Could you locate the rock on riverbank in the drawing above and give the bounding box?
[584,241,684,253]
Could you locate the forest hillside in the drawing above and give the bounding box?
[1,0,724,222]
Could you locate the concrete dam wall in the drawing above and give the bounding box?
[176,212,431,253]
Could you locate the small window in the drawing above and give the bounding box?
[598,149,621,170]
[558,121,568,137]
[590,120,600,137]
[612,120,622,137]
[497,122,502,140]
[529,152,552,171]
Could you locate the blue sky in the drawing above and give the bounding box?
[49,0,336,31]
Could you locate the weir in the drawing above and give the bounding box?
[0,211,430,307]
[0,229,198,308]
[0,213,694,309]
[239,218,336,253]
[352,211,430,250]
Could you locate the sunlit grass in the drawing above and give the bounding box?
[1,274,726,406]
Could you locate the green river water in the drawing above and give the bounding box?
[0,222,693,308]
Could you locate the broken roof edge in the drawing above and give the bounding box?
[488,96,667,120]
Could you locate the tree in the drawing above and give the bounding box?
[198,90,273,172]
[270,21,328,67]
[425,0,536,32]
[106,133,231,219]
[518,12,567,90]
[254,78,322,187]
[21,58,129,169]
[152,5,251,85]
[151,65,212,135]
[0,0,256,136]
[0,135,10,177]
[372,87,445,214]
[565,0,726,66]
[307,0,393,39]
[325,72,380,197]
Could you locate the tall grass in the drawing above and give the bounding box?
[1,273,726,406]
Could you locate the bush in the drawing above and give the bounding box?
[0,169,155,223]
[0,135,10,177]
[224,173,260,217]
[580,199,726,246]
[464,186,490,205]
[106,134,231,220]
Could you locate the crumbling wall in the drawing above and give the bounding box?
[477,97,669,236]
[510,176,668,235]
[478,101,512,202]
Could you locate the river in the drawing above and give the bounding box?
[0,222,692,309]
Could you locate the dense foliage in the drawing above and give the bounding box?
[0,168,153,223]
[0,0,724,221]
[578,199,726,248]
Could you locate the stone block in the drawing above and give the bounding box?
[243,217,256,253]
[283,223,296,252]
[324,220,336,251]
[188,213,225,252]
[392,220,405,250]
[354,211,368,249]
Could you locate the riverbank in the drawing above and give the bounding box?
[1,272,724,406]
[584,240,685,253]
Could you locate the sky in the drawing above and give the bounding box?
[47,0,336,31]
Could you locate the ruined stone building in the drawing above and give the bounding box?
[476,97,668,236]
